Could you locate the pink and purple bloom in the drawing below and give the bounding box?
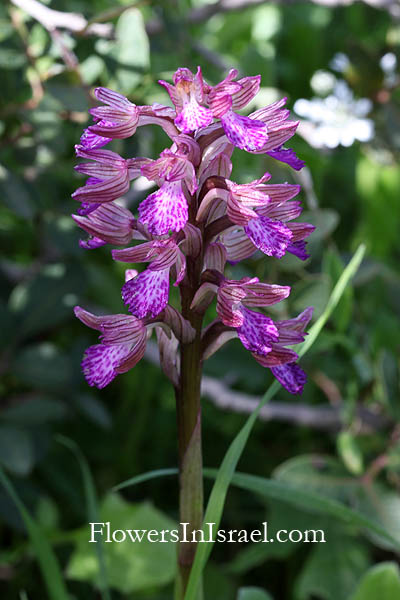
[72,68,315,394]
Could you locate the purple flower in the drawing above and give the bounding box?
[159,67,213,133]
[113,239,186,318]
[72,202,135,247]
[207,69,269,152]
[252,307,314,394]
[74,307,147,389]
[72,68,314,392]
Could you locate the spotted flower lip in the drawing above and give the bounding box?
[73,67,314,394]
[74,306,147,389]
[113,239,186,319]
[252,307,314,394]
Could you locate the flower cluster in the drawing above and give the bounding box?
[73,67,314,394]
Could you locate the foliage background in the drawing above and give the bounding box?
[0,0,400,598]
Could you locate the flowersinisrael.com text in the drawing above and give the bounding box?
[89,522,326,544]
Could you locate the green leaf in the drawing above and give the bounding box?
[104,8,150,95]
[0,425,34,476]
[323,248,354,332]
[206,470,399,549]
[0,467,69,600]
[56,436,110,600]
[296,533,369,600]
[273,454,356,501]
[350,562,400,600]
[112,468,178,492]
[9,265,86,339]
[353,485,400,552]
[337,431,364,476]
[238,587,274,600]
[73,394,112,430]
[2,396,67,426]
[12,344,72,391]
[67,494,176,593]
[184,244,366,600]
[80,55,105,85]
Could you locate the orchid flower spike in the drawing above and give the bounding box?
[72,68,314,394]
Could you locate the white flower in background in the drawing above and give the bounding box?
[380,52,398,87]
[294,79,374,149]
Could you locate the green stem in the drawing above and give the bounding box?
[175,252,204,600]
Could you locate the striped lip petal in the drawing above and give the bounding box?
[94,87,134,108]
[242,283,291,307]
[100,315,146,345]
[231,75,261,110]
[72,171,130,204]
[216,284,247,327]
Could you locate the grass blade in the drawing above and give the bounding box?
[56,435,111,600]
[184,244,366,600]
[204,469,400,550]
[112,467,178,492]
[0,467,69,600]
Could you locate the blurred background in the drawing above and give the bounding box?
[1,0,400,598]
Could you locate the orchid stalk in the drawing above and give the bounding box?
[72,67,314,599]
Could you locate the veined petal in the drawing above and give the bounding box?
[245,216,293,258]
[72,171,130,203]
[255,184,301,209]
[122,268,170,318]
[82,344,133,388]
[216,284,247,327]
[94,87,133,108]
[204,242,227,273]
[271,363,307,394]
[73,202,134,246]
[227,191,259,225]
[220,110,269,152]
[159,305,196,344]
[138,181,188,235]
[254,123,298,154]
[80,121,112,149]
[237,308,278,355]
[253,345,298,367]
[158,79,183,111]
[221,228,256,262]
[89,114,138,140]
[287,221,315,242]
[262,201,303,222]
[100,315,146,345]
[115,336,147,374]
[74,306,104,330]
[242,283,291,307]
[191,282,218,313]
[250,98,288,121]
[112,241,160,264]
[231,75,261,110]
